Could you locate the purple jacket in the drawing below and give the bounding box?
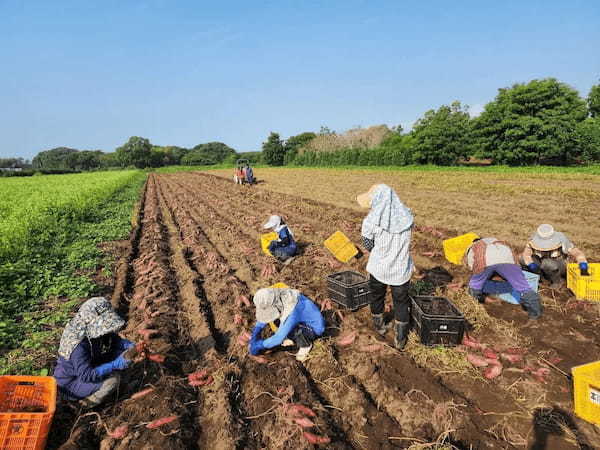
[54,333,128,400]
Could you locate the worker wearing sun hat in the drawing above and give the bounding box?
[263,215,298,264]
[248,288,325,362]
[357,184,414,350]
[520,224,589,287]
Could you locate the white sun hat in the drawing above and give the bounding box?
[263,215,281,230]
[530,224,561,251]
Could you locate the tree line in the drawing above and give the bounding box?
[262,78,600,166]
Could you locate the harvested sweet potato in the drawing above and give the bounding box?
[130,388,155,400]
[108,424,129,439]
[303,432,330,445]
[483,363,503,379]
[337,331,357,347]
[500,353,523,364]
[466,353,489,368]
[294,417,316,428]
[138,329,159,340]
[189,376,213,387]
[146,415,178,429]
[147,353,166,363]
[482,348,498,360]
[286,403,316,418]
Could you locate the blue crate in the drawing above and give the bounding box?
[483,270,539,305]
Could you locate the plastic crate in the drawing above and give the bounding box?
[489,270,540,305]
[443,232,479,265]
[567,263,600,302]
[571,360,600,425]
[324,231,358,263]
[410,296,465,346]
[0,376,57,450]
[326,271,370,310]
[260,232,278,256]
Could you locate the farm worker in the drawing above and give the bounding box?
[245,164,254,184]
[465,238,543,320]
[357,184,413,350]
[248,288,325,361]
[520,224,589,287]
[54,297,134,408]
[263,215,297,263]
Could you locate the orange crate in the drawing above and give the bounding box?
[0,376,56,450]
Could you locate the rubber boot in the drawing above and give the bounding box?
[520,291,543,320]
[372,314,389,336]
[468,287,486,304]
[394,321,410,350]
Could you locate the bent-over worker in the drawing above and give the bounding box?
[357,184,413,350]
[54,297,133,408]
[263,215,297,263]
[520,224,589,287]
[466,238,542,320]
[248,288,325,361]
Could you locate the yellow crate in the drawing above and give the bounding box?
[567,263,600,302]
[571,360,600,425]
[260,232,278,256]
[442,232,479,265]
[324,231,358,263]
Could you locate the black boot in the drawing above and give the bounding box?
[468,287,486,304]
[520,291,543,320]
[372,314,389,336]
[394,321,410,350]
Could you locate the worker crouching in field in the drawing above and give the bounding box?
[520,224,589,287]
[54,297,133,408]
[465,238,543,320]
[263,215,298,264]
[248,288,325,362]
[357,184,413,350]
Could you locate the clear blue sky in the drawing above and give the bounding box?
[1,0,599,159]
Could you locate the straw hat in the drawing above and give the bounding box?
[356,184,380,208]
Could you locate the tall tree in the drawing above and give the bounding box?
[588,82,600,118]
[284,132,316,164]
[410,101,472,165]
[115,136,153,168]
[576,118,600,162]
[32,147,79,169]
[262,132,285,166]
[473,78,587,165]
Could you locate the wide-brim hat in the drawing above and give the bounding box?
[263,215,281,230]
[356,184,380,208]
[529,224,561,251]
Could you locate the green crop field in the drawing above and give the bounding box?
[0,170,146,374]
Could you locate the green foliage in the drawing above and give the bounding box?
[0,157,30,169]
[181,142,236,166]
[588,83,600,118]
[0,171,145,374]
[473,78,587,165]
[262,132,286,166]
[411,101,472,165]
[576,118,600,162]
[116,136,153,168]
[239,151,262,165]
[284,132,316,164]
[66,150,104,170]
[32,147,79,169]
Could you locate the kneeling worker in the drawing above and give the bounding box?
[54,297,134,407]
[520,224,589,287]
[263,215,298,263]
[466,238,543,320]
[248,288,325,361]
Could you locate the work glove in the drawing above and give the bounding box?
[527,263,540,274]
[579,262,590,276]
[94,354,131,378]
[118,339,135,352]
[249,339,264,356]
[250,323,265,341]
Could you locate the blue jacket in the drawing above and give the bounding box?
[268,226,297,257]
[54,333,129,400]
[251,294,325,350]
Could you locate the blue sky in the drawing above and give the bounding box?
[1,0,599,159]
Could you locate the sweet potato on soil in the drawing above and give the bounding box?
[483,364,503,379]
[285,404,317,418]
[189,376,213,387]
[250,355,269,364]
[233,313,243,325]
[294,417,316,428]
[482,348,498,360]
[238,331,251,346]
[236,295,251,308]
[303,432,330,445]
[337,331,357,347]
[108,424,129,439]
[359,344,382,352]
[138,329,159,340]
[147,353,166,363]
[500,353,523,364]
[466,353,489,368]
[146,416,178,429]
[462,334,484,350]
[130,388,155,400]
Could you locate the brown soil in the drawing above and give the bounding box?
[49,172,600,449]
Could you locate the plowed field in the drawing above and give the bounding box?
[51,172,600,449]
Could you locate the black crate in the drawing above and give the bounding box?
[326,271,371,310]
[410,296,465,346]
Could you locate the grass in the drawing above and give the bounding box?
[0,170,146,374]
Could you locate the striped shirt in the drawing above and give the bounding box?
[362,223,413,286]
